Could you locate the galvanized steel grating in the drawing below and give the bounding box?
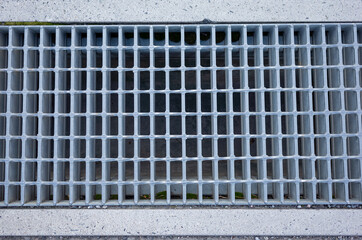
[0,24,361,206]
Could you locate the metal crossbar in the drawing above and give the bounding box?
[0,24,361,206]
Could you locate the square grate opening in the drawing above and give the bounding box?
[0,24,361,206]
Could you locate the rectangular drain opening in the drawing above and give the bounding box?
[0,24,361,206]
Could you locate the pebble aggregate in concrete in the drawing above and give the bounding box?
[1,237,361,240]
[0,0,361,22]
[0,209,361,236]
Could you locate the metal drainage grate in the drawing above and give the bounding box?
[0,24,361,206]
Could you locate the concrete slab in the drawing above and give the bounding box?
[0,2,361,238]
[0,209,361,236]
[0,0,361,23]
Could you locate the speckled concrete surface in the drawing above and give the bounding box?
[0,0,361,22]
[0,209,361,236]
[0,237,360,240]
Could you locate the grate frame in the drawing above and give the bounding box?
[0,24,361,206]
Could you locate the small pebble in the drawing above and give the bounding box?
[307,204,311,208]
[297,205,302,209]
[95,205,101,209]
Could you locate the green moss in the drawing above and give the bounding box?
[156,191,167,199]
[110,194,118,200]
[93,194,120,200]
[235,192,257,199]
[186,193,198,199]
[53,192,258,201]
[235,192,244,199]
[93,194,102,200]
[89,192,224,200]
[2,22,57,26]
